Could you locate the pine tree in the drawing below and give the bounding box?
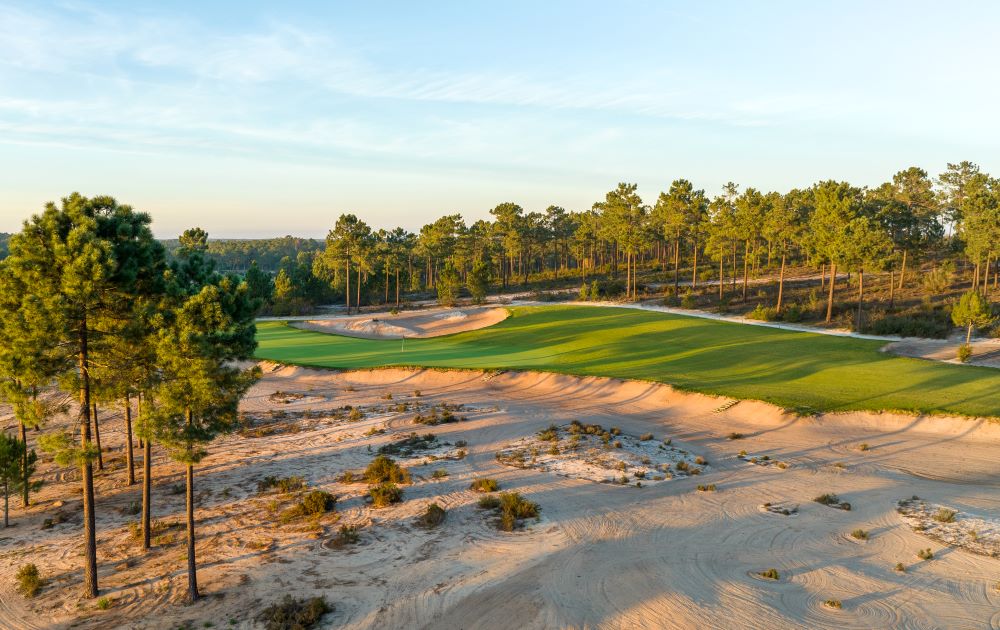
[6,193,163,598]
[0,433,28,528]
[150,261,259,602]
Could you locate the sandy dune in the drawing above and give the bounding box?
[288,306,508,340]
[1,366,999,628]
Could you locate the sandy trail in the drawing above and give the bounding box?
[1,366,999,628]
[287,306,508,339]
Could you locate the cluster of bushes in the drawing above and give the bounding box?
[378,433,439,457]
[280,490,336,524]
[863,305,953,338]
[364,455,410,508]
[745,302,805,323]
[414,403,467,425]
[16,564,42,598]
[577,280,627,301]
[813,493,851,511]
[258,595,331,630]
[469,478,500,492]
[477,491,540,531]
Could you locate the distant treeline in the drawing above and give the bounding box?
[0,233,9,259]
[159,235,323,273]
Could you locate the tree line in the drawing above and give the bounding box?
[0,195,259,602]
[244,162,998,330]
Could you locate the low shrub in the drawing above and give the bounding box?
[537,424,559,441]
[858,443,870,452]
[328,524,359,549]
[280,490,336,523]
[933,507,957,523]
[894,562,906,572]
[477,495,500,510]
[348,407,364,421]
[258,595,331,630]
[257,475,306,494]
[759,568,780,580]
[957,343,972,363]
[824,599,842,609]
[16,564,42,598]
[696,484,716,492]
[365,455,411,484]
[727,432,744,440]
[369,482,403,508]
[431,468,448,479]
[378,432,438,457]
[851,529,869,541]
[469,478,500,492]
[417,503,447,528]
[747,304,778,322]
[497,492,540,531]
[917,548,934,560]
[97,596,113,610]
[639,433,654,441]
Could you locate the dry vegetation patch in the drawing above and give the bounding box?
[897,497,1000,557]
[495,421,705,485]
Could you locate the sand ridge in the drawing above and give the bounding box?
[289,306,509,340]
[0,366,998,628]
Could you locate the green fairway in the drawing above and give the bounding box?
[255,305,1000,418]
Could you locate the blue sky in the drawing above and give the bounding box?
[1,1,998,237]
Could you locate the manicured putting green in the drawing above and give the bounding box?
[255,305,1000,417]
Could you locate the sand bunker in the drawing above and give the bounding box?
[885,336,1000,368]
[291,306,508,339]
[3,366,1000,629]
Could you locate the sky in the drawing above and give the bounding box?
[1,1,999,238]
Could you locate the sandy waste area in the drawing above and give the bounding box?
[289,306,508,339]
[1,364,999,628]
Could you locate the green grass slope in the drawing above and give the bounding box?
[255,305,1000,418]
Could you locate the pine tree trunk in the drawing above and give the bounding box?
[92,403,103,471]
[776,252,786,312]
[821,264,826,291]
[124,396,135,486]
[967,323,973,345]
[898,250,907,290]
[825,263,837,323]
[185,408,199,602]
[395,268,400,307]
[19,421,28,507]
[691,239,698,290]
[142,437,151,551]
[719,248,724,301]
[345,258,351,314]
[856,269,865,331]
[356,267,362,311]
[79,323,99,598]
[889,269,895,309]
[4,480,8,528]
[673,237,680,295]
[742,240,750,302]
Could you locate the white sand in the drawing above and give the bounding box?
[289,306,508,340]
[1,366,999,628]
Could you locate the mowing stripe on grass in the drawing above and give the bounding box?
[255,305,1000,418]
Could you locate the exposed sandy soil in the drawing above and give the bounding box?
[1,366,999,629]
[289,306,508,339]
[885,336,1000,368]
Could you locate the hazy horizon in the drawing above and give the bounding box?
[3,0,1000,238]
